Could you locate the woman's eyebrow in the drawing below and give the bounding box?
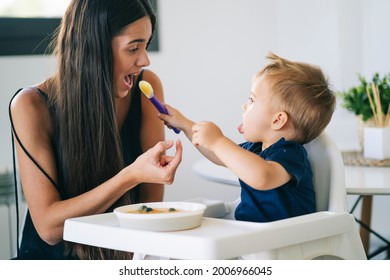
[127,38,146,45]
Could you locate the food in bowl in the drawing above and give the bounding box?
[127,205,186,214]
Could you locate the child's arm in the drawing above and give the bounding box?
[192,122,292,190]
[158,104,224,166]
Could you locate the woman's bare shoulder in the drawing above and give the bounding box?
[10,86,53,134]
[142,69,160,82]
[11,86,48,111]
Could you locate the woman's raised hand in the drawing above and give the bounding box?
[131,140,183,185]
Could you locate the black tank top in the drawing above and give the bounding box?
[9,73,144,259]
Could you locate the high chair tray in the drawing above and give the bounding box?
[64,213,267,259]
[63,211,353,259]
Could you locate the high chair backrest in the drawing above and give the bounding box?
[304,132,347,213]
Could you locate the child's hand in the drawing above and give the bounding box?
[157,104,189,132]
[192,121,224,151]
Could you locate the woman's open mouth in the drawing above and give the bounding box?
[124,74,135,90]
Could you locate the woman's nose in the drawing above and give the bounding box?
[137,51,150,67]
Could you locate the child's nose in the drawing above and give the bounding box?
[242,103,247,111]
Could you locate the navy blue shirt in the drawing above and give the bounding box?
[235,138,316,223]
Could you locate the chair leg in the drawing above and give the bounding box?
[359,196,372,254]
[354,218,390,259]
[367,244,390,260]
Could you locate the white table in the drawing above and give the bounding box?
[193,159,390,194]
[193,159,390,258]
[193,159,238,186]
[344,165,390,195]
[343,165,390,257]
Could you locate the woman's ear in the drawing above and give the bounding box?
[271,111,288,130]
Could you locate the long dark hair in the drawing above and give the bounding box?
[47,0,156,259]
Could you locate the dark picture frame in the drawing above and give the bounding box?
[0,0,159,56]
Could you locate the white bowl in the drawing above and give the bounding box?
[114,202,207,231]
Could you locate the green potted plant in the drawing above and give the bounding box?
[339,73,390,158]
[339,72,390,122]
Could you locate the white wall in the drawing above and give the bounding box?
[1,0,390,258]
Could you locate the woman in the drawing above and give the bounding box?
[9,0,182,259]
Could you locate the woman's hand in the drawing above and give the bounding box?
[130,139,183,185]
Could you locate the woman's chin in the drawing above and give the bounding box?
[115,89,130,98]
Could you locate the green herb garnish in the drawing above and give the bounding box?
[138,205,149,212]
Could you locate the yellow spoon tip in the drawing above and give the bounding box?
[139,80,154,98]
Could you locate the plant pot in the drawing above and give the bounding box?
[363,127,390,160]
[357,116,375,150]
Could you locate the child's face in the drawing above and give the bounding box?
[240,77,275,142]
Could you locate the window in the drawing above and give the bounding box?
[0,0,159,56]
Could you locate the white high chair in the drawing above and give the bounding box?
[63,133,367,259]
[191,132,367,259]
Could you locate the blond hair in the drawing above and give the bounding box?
[256,52,335,144]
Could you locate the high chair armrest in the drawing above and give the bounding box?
[231,211,358,252]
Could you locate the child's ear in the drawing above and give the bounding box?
[271,111,288,130]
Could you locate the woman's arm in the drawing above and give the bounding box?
[10,88,181,245]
